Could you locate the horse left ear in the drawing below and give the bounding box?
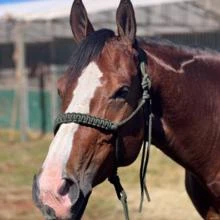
[116,0,136,43]
[70,0,94,43]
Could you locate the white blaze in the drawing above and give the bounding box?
[41,62,103,176]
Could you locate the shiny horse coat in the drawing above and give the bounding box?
[33,0,220,219]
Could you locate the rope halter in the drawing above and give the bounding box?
[53,49,152,220]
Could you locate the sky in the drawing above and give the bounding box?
[0,0,40,4]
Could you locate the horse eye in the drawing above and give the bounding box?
[112,86,129,100]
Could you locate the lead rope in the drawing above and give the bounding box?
[139,60,152,212]
[139,103,152,212]
[108,172,130,220]
[108,59,152,219]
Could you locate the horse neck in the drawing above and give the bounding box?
[143,40,190,72]
[140,41,220,178]
[140,41,196,169]
[141,42,184,116]
[140,43,177,150]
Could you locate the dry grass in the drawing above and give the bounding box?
[0,131,201,220]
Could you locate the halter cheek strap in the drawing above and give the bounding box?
[53,50,152,220]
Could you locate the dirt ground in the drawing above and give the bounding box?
[0,133,201,220]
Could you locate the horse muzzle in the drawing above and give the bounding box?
[32,173,91,220]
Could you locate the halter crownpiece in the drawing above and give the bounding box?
[53,49,152,220]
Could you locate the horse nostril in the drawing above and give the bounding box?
[58,178,73,196]
[58,176,81,205]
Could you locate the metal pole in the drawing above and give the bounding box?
[15,22,28,141]
[49,20,58,125]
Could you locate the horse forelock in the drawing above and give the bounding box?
[67,29,115,81]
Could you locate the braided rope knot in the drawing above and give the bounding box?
[140,62,151,101]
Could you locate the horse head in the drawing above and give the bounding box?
[33,0,148,219]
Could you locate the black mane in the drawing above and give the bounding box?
[68,29,115,79]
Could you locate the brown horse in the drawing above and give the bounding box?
[32,0,220,219]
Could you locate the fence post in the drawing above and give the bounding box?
[15,22,28,141]
[49,22,59,128]
[50,65,58,126]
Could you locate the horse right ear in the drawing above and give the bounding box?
[116,0,136,43]
[70,0,94,44]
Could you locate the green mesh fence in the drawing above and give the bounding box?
[0,89,57,132]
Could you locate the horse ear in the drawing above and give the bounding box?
[116,0,136,42]
[70,0,94,43]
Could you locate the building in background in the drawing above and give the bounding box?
[0,0,219,139]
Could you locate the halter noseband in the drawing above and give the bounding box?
[53,49,152,220]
